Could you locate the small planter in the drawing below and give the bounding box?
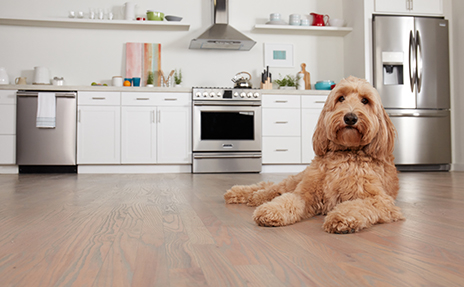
[279,86,297,90]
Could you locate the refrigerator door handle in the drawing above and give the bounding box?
[408,30,416,93]
[416,30,423,93]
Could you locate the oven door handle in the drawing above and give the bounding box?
[193,153,262,159]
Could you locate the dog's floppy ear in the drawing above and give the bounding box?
[312,100,330,156]
[364,107,396,160]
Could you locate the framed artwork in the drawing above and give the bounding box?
[264,43,294,67]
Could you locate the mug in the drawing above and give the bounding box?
[15,77,27,85]
[132,77,141,87]
[112,76,123,87]
[310,13,329,26]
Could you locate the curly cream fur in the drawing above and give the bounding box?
[224,76,404,234]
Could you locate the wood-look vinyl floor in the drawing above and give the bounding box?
[0,171,463,287]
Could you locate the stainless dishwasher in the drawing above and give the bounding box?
[16,91,77,173]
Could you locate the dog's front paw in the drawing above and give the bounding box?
[323,212,362,234]
[247,189,280,207]
[252,193,305,227]
[224,186,250,204]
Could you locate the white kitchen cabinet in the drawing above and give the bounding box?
[157,106,191,164]
[262,94,301,164]
[374,0,443,15]
[77,92,121,164]
[0,90,16,164]
[121,106,156,164]
[301,96,327,164]
[121,92,191,164]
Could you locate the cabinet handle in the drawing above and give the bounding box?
[315,101,326,104]
[275,149,288,152]
[152,110,155,123]
[410,0,413,10]
[275,100,287,103]
[136,97,150,100]
[78,110,81,122]
[158,110,161,123]
[92,97,106,100]
[164,98,177,101]
[275,121,288,124]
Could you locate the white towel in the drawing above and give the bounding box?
[36,92,56,128]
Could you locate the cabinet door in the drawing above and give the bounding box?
[77,106,120,164]
[157,106,191,164]
[0,135,15,164]
[375,0,409,13]
[301,109,322,164]
[411,0,443,15]
[375,0,443,15]
[121,107,156,164]
[0,104,15,134]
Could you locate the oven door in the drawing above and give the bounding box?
[193,103,261,152]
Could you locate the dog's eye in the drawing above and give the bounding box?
[361,98,369,105]
[338,96,345,103]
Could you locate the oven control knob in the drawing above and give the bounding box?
[253,93,259,98]
[233,92,239,98]
[195,92,201,97]
[240,92,246,98]
[210,92,216,97]
[203,92,208,97]
[216,92,222,98]
[247,92,252,98]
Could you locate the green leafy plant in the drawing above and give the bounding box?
[147,71,155,85]
[274,74,298,88]
[174,69,182,85]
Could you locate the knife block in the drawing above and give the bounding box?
[260,77,272,89]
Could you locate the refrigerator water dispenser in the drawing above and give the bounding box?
[382,52,404,85]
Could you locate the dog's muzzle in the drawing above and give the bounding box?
[344,113,358,126]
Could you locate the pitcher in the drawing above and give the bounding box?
[310,13,329,26]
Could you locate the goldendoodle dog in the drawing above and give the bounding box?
[224,76,404,234]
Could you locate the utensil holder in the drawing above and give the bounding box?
[260,77,272,89]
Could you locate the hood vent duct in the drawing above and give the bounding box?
[189,0,256,51]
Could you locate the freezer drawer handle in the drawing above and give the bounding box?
[275,149,288,152]
[275,121,288,124]
[275,100,288,103]
[92,97,106,100]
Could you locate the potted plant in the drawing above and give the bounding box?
[274,74,298,89]
[146,71,155,87]
[174,69,182,87]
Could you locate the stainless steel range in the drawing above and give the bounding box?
[192,87,262,173]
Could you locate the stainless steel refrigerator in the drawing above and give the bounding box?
[373,15,451,171]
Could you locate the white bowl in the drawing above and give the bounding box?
[329,18,345,27]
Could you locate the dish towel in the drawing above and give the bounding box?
[36,92,56,128]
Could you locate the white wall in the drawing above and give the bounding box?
[0,0,345,88]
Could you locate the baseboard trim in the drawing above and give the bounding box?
[261,165,308,173]
[78,164,192,174]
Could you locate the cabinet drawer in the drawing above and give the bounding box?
[263,136,301,164]
[156,93,191,106]
[78,92,121,105]
[301,96,327,109]
[262,108,300,136]
[262,95,300,108]
[0,90,16,104]
[122,92,158,106]
[122,92,191,106]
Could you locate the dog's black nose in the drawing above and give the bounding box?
[344,113,358,126]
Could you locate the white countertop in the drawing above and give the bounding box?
[0,84,331,95]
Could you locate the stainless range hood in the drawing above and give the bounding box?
[189,0,256,51]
